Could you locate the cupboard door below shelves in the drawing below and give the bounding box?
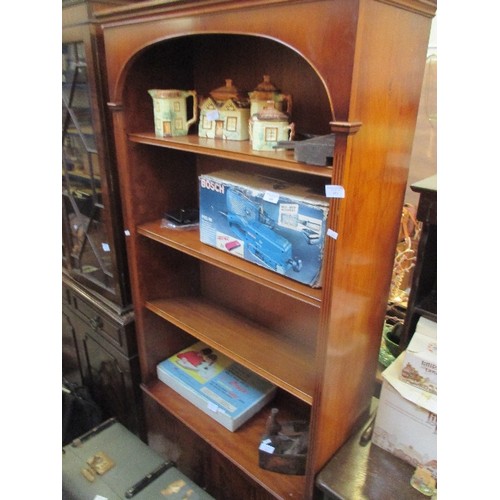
[81,329,143,436]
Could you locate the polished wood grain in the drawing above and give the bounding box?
[144,382,309,499]
[145,296,315,402]
[310,2,436,483]
[98,0,436,497]
[138,220,323,306]
[129,133,333,178]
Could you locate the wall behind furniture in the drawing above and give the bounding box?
[406,16,437,206]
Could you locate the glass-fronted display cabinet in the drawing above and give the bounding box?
[62,0,144,439]
[62,42,108,291]
[62,0,131,308]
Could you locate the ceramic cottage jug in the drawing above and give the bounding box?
[248,75,292,117]
[249,102,295,151]
[148,89,198,137]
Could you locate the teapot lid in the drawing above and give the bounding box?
[210,79,247,102]
[249,75,283,100]
[254,75,279,92]
[252,101,289,122]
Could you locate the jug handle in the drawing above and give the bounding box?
[248,119,253,141]
[283,94,293,116]
[186,90,198,129]
[288,122,295,141]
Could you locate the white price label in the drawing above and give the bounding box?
[206,110,220,121]
[259,439,276,454]
[263,191,280,203]
[325,185,345,198]
[327,229,338,239]
[207,402,219,413]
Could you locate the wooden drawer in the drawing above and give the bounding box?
[69,290,137,357]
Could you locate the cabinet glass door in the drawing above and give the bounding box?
[62,41,113,293]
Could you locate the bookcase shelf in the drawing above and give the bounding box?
[138,221,323,307]
[143,381,308,499]
[98,1,436,497]
[129,132,333,178]
[145,296,316,403]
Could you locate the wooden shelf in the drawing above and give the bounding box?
[129,132,333,178]
[143,380,307,500]
[146,296,316,403]
[138,220,323,307]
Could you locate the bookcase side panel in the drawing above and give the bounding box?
[308,0,435,479]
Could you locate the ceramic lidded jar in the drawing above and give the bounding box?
[148,89,198,137]
[249,102,295,151]
[198,79,250,140]
[248,75,292,117]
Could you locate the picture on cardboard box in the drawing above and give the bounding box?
[400,317,437,395]
[157,341,277,431]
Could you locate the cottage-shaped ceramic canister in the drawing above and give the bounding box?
[249,102,295,151]
[248,75,292,117]
[198,79,250,140]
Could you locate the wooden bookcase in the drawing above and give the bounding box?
[97,1,436,498]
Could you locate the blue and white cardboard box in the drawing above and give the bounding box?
[199,170,330,287]
[157,341,277,432]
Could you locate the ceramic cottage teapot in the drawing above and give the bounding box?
[148,89,198,137]
[198,79,250,140]
[249,102,295,151]
[248,75,292,117]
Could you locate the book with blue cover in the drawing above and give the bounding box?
[157,341,277,431]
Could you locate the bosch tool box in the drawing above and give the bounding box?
[199,170,329,287]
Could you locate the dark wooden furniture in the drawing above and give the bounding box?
[96,1,436,498]
[400,175,437,350]
[62,0,133,305]
[62,0,144,437]
[315,399,425,499]
[62,275,143,436]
